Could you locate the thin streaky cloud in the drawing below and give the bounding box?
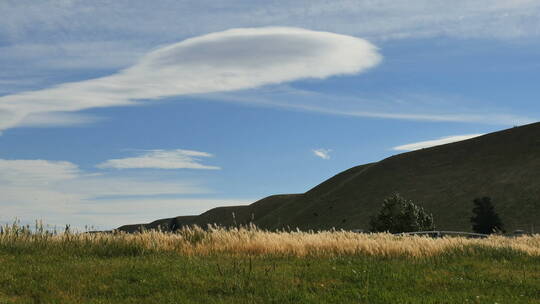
[393,134,485,151]
[96,149,220,170]
[17,112,103,128]
[199,87,535,126]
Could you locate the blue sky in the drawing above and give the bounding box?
[1,0,540,229]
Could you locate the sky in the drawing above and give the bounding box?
[1,0,540,230]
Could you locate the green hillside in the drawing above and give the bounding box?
[118,122,540,233]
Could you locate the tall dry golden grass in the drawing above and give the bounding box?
[2,222,540,257]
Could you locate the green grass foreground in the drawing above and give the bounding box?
[1,224,540,303]
[1,245,539,303]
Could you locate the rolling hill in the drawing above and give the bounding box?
[118,122,540,233]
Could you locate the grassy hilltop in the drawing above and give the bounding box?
[120,122,540,233]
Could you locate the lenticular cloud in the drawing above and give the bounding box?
[0,27,382,132]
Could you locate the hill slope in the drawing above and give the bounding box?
[118,123,540,233]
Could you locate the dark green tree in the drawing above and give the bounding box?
[370,193,435,233]
[470,197,504,234]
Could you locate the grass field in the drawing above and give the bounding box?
[1,223,540,303]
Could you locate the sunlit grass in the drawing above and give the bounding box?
[2,221,540,258]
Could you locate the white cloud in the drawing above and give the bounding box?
[97,149,220,170]
[1,2,538,129]
[313,148,331,160]
[0,158,236,230]
[0,158,206,198]
[2,1,539,107]
[0,27,381,133]
[392,134,485,151]
[0,159,80,185]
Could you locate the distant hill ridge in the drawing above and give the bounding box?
[118,122,540,233]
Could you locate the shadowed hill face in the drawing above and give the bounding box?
[118,123,540,233]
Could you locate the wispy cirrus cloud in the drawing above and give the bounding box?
[392,134,485,151]
[16,112,103,128]
[3,1,540,45]
[97,149,220,170]
[200,86,535,126]
[313,148,332,160]
[0,27,381,133]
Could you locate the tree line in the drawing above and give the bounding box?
[369,193,504,234]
